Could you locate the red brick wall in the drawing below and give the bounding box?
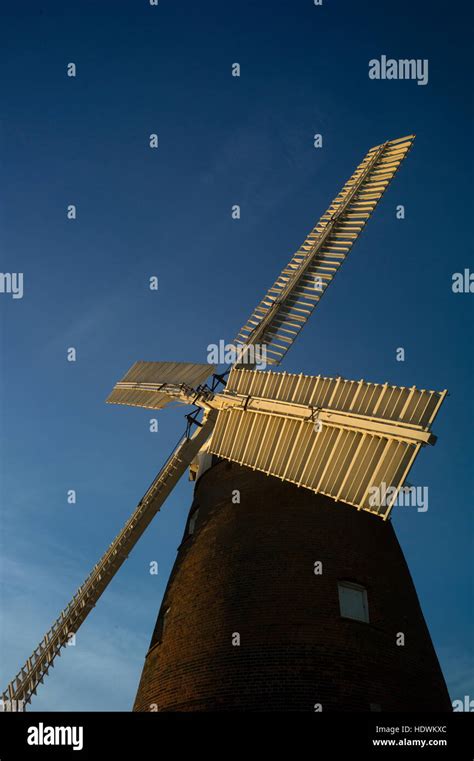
[133,460,451,712]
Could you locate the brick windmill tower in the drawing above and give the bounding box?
[2,136,451,712]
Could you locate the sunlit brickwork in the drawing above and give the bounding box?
[133,460,451,712]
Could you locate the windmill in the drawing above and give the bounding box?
[2,135,451,712]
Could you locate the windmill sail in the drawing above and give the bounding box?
[3,135,438,711]
[106,361,215,410]
[208,368,446,518]
[0,412,217,710]
[234,135,415,366]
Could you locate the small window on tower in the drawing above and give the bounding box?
[338,581,369,623]
[162,607,171,635]
[188,508,200,535]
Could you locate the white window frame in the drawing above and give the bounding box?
[338,581,369,623]
[162,607,171,636]
[188,508,200,535]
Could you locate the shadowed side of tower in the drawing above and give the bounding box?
[133,460,451,712]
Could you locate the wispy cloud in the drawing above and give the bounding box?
[0,541,150,711]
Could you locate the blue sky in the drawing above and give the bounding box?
[1,0,472,710]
